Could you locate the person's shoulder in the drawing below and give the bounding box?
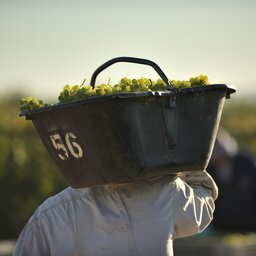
[29,186,88,223]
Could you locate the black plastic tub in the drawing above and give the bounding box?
[20,57,236,187]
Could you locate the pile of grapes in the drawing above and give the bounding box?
[20,74,210,111]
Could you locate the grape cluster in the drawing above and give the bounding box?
[20,97,48,111]
[171,74,210,89]
[20,74,210,110]
[189,74,209,86]
[58,84,114,103]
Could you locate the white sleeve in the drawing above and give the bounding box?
[13,224,48,256]
[172,170,218,239]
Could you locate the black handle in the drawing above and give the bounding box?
[90,56,175,90]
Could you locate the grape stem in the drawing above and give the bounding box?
[80,78,86,86]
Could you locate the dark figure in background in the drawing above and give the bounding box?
[208,128,256,233]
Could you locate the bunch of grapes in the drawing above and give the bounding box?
[20,74,211,111]
[151,79,167,91]
[171,80,191,89]
[116,77,153,92]
[59,84,93,103]
[58,85,76,103]
[189,74,209,86]
[171,74,210,89]
[20,97,47,111]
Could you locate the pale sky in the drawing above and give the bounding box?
[1,0,255,101]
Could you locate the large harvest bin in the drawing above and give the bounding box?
[20,57,236,188]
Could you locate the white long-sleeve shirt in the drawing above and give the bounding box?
[13,170,218,256]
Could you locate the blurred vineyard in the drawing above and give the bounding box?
[0,95,255,240]
[220,101,256,155]
[0,95,67,240]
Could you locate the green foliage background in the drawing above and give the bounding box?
[0,95,67,239]
[0,95,255,239]
[221,101,256,155]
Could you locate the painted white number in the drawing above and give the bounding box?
[50,132,83,160]
[65,132,83,158]
[50,133,69,160]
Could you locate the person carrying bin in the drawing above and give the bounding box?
[14,57,235,255]
[13,170,218,256]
